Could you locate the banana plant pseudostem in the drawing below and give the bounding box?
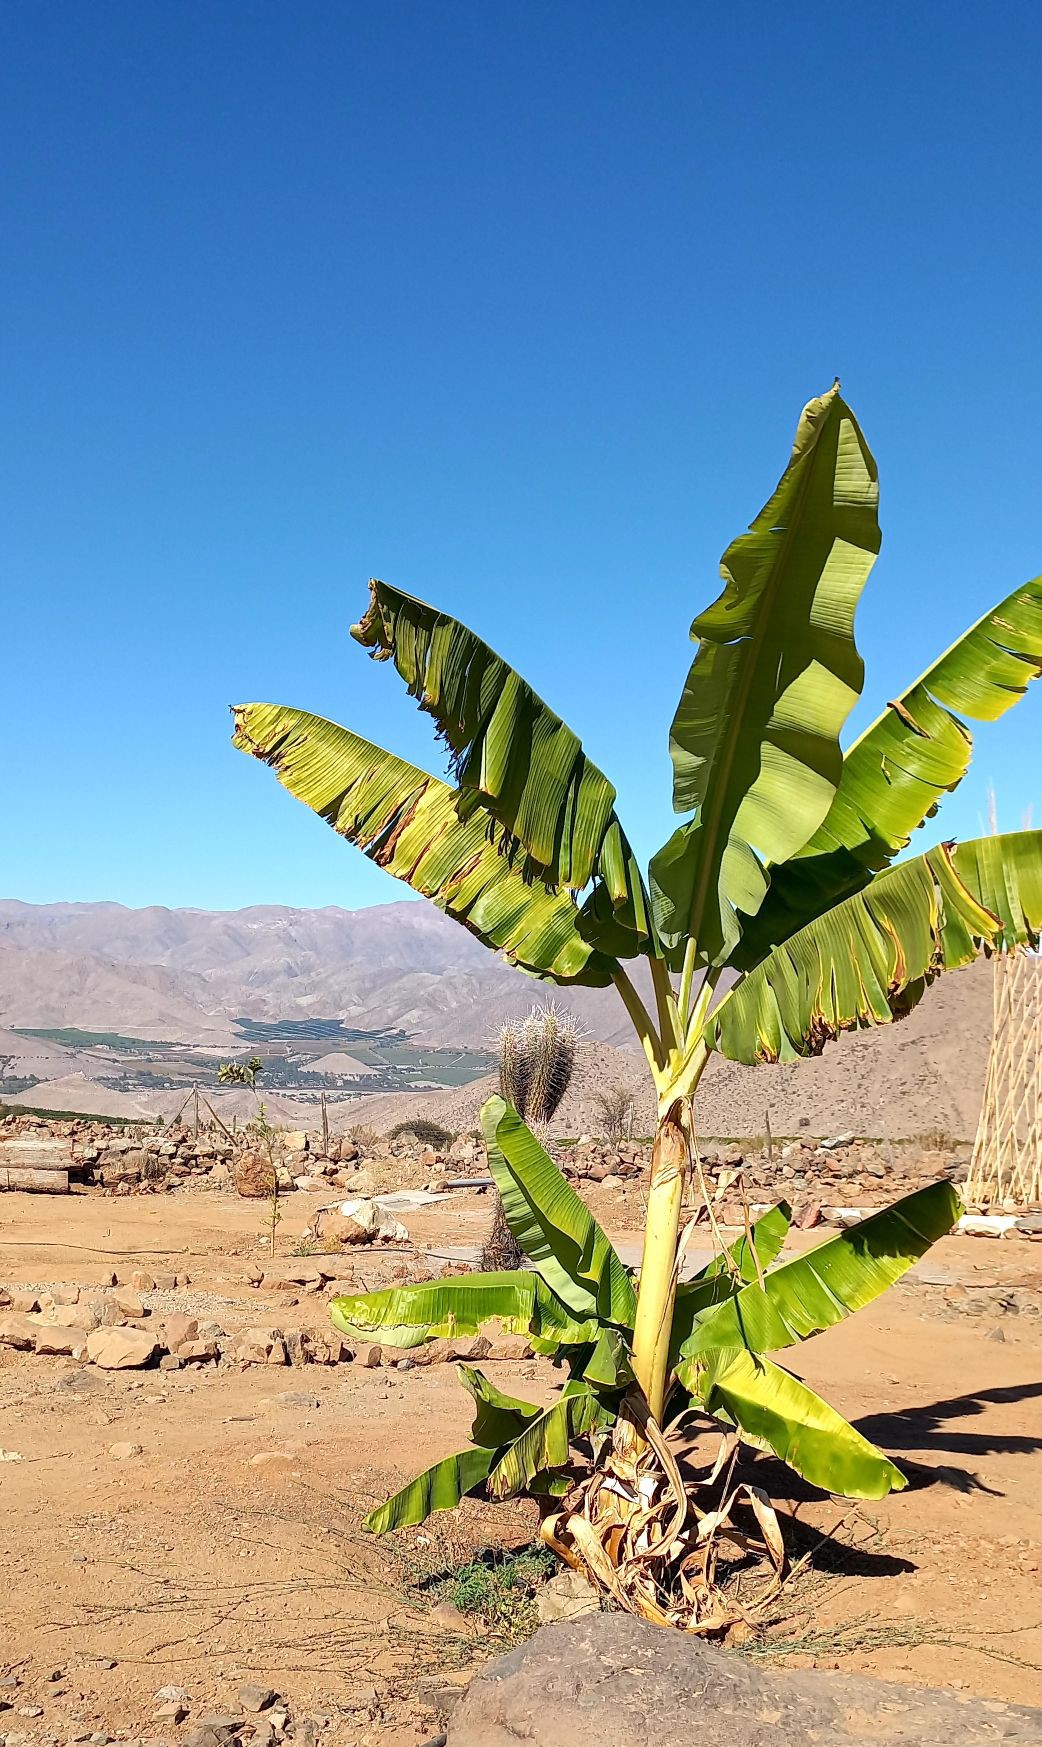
[232,384,1042,1624]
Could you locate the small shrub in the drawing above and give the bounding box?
[349,1123,381,1150]
[424,1544,556,1641]
[387,1117,455,1149]
[594,1085,637,1145]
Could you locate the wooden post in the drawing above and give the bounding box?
[0,1167,69,1193]
[321,1092,330,1156]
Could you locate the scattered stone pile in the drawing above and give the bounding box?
[557,1130,970,1219]
[0,1671,339,1747]
[0,1111,1006,1220]
[0,1113,446,1200]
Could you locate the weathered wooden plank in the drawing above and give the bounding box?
[0,1166,70,1193]
[0,1141,75,1170]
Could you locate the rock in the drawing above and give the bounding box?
[109,1441,144,1460]
[153,1687,190,1706]
[534,1569,599,1624]
[179,1339,221,1362]
[249,1451,295,1471]
[111,1289,146,1318]
[85,1327,159,1369]
[0,1314,36,1349]
[129,1269,156,1292]
[8,1291,40,1314]
[447,1615,1042,1745]
[234,1151,277,1198]
[315,1198,408,1246]
[284,1130,309,1153]
[47,1300,100,1329]
[33,1327,87,1357]
[231,1328,288,1366]
[484,1335,533,1362]
[161,1314,200,1349]
[237,1686,276,1713]
[153,1702,188,1723]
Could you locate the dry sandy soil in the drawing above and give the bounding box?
[0,1186,1040,1747]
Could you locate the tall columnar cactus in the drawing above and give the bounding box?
[498,1002,579,1127]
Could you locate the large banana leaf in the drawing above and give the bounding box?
[710,831,1042,1063]
[487,1382,605,1499]
[481,1097,637,1328]
[679,1181,960,1360]
[650,385,880,965]
[679,1346,905,1499]
[365,1444,498,1534]
[734,574,1042,966]
[694,1201,792,1284]
[352,580,653,955]
[667,1203,793,1365]
[330,1270,603,1351]
[458,1364,542,1446]
[232,703,615,987]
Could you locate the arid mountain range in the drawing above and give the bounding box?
[0,898,634,1049]
[0,897,1000,1139]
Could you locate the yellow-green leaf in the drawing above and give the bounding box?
[650,384,880,965]
[680,1346,905,1499]
[232,703,615,986]
[735,574,1042,966]
[352,580,653,956]
[710,831,1042,1063]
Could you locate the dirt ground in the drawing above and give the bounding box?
[1,1186,1040,1746]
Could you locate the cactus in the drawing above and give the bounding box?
[497,1002,579,1127]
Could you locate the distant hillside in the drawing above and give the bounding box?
[303,959,998,1143]
[0,897,1002,1140]
[0,898,637,1048]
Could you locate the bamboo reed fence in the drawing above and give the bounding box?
[966,951,1042,1208]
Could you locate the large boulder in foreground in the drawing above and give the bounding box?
[448,1615,1042,1747]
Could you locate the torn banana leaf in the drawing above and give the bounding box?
[735,574,1042,966]
[330,1270,604,1351]
[352,578,653,955]
[482,1096,637,1328]
[680,1345,906,1499]
[709,831,1042,1063]
[679,1181,961,1359]
[231,704,616,987]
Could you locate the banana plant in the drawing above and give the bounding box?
[335,1101,959,1532]
[232,384,1042,1612]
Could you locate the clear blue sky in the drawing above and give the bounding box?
[3,3,1041,912]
